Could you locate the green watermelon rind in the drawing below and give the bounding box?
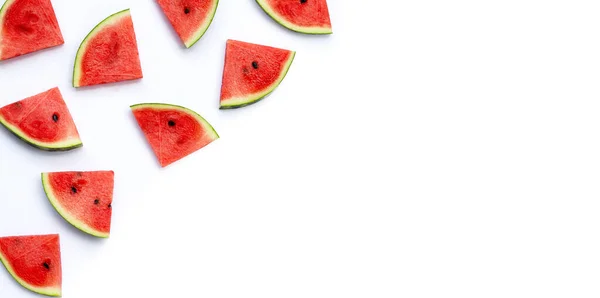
[255,0,332,35]
[182,0,219,48]
[130,103,220,140]
[220,51,296,109]
[72,8,131,88]
[0,115,83,151]
[0,248,62,297]
[41,173,110,238]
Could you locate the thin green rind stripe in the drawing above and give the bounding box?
[41,173,109,238]
[220,51,295,109]
[0,115,82,151]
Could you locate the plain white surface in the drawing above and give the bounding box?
[2,0,600,297]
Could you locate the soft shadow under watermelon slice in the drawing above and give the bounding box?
[156,0,219,48]
[219,39,295,109]
[131,103,219,167]
[0,0,65,61]
[42,171,115,238]
[0,234,62,297]
[73,9,143,88]
[0,87,83,151]
[255,0,332,34]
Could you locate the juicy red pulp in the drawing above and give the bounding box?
[132,105,217,167]
[157,0,216,44]
[47,171,114,234]
[263,0,331,28]
[78,12,142,87]
[0,0,64,60]
[0,234,61,288]
[220,40,293,100]
[0,87,80,144]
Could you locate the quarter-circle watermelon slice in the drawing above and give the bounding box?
[0,87,83,151]
[219,39,295,109]
[256,0,332,34]
[156,0,219,48]
[131,103,219,167]
[0,234,62,297]
[73,9,143,88]
[42,171,115,238]
[0,0,64,61]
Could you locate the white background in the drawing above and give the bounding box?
[1,0,600,297]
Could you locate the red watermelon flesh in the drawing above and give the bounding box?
[0,87,82,151]
[73,9,143,87]
[156,0,219,48]
[42,171,115,238]
[256,0,332,34]
[220,39,295,109]
[131,103,219,167]
[0,234,62,296]
[0,0,64,61]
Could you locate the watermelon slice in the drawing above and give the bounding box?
[0,87,83,151]
[0,0,64,61]
[156,0,219,48]
[256,0,332,34]
[0,234,62,297]
[42,171,115,238]
[131,103,219,167]
[219,39,295,109]
[73,9,143,88]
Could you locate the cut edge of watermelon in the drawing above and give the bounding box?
[0,0,65,61]
[183,0,219,48]
[41,173,110,238]
[220,50,296,109]
[130,102,220,141]
[0,238,62,297]
[72,8,131,88]
[0,115,83,151]
[0,0,15,59]
[255,0,332,34]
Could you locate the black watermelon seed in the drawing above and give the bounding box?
[108,203,112,208]
[94,199,100,205]
[52,113,58,122]
[184,7,190,14]
[43,262,50,270]
[300,0,307,3]
[252,61,259,69]
[168,120,176,127]
[71,186,77,194]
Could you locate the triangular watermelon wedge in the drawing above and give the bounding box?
[0,87,83,151]
[73,9,143,88]
[42,171,115,238]
[256,0,332,34]
[0,234,62,297]
[219,39,295,109]
[156,0,219,48]
[131,103,219,167]
[0,0,64,61]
